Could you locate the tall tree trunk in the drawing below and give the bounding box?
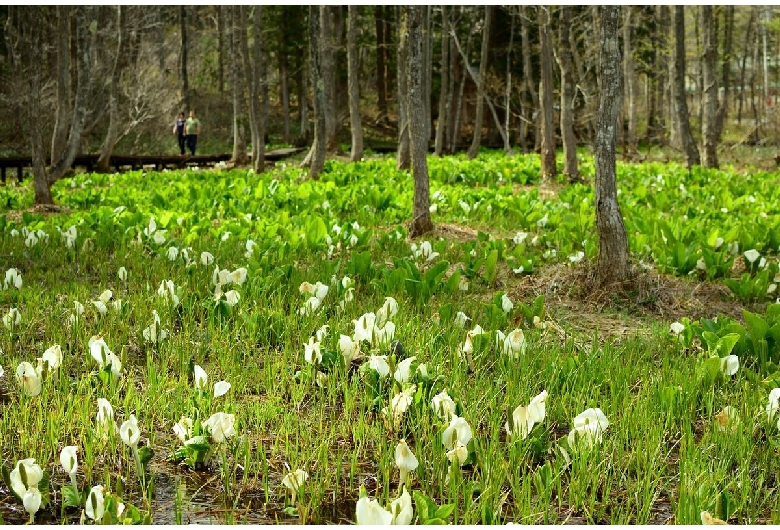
[51,6,72,165]
[217,6,225,93]
[97,6,127,174]
[558,6,579,182]
[714,6,734,143]
[701,6,719,168]
[308,5,326,179]
[622,6,638,156]
[230,6,248,165]
[672,6,701,169]
[298,53,310,144]
[422,6,433,144]
[321,6,338,153]
[434,5,450,156]
[737,9,756,125]
[656,6,670,143]
[347,5,364,162]
[503,6,515,155]
[24,8,51,204]
[405,6,433,238]
[180,7,189,110]
[449,15,472,154]
[595,6,630,286]
[468,6,493,160]
[521,6,540,151]
[445,32,457,153]
[278,24,290,144]
[375,6,387,117]
[538,7,556,181]
[241,6,265,172]
[48,6,96,186]
[396,6,411,170]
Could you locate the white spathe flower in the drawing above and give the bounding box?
[5,268,23,289]
[431,390,457,421]
[383,387,416,427]
[245,239,257,258]
[720,355,739,376]
[61,225,77,248]
[203,412,236,443]
[299,296,321,316]
[60,445,78,477]
[86,485,105,521]
[193,364,208,390]
[118,266,128,282]
[373,321,396,349]
[0,365,4,378]
[669,321,684,335]
[502,329,526,358]
[142,310,168,344]
[389,486,414,525]
[715,405,740,432]
[569,251,585,263]
[394,356,416,384]
[119,414,141,448]
[767,388,780,422]
[442,415,473,451]
[173,417,194,444]
[213,381,231,398]
[157,279,180,307]
[354,313,377,343]
[41,344,63,371]
[394,440,419,485]
[88,335,122,378]
[167,246,179,261]
[368,355,391,378]
[459,277,469,291]
[92,300,108,315]
[744,249,760,264]
[568,408,609,449]
[3,307,21,329]
[339,334,361,365]
[9,458,43,500]
[229,267,247,285]
[315,324,330,342]
[304,337,322,365]
[223,290,240,307]
[506,390,548,439]
[200,252,214,266]
[376,296,399,327]
[153,231,167,245]
[356,496,393,525]
[97,398,114,426]
[23,488,42,519]
[446,441,469,466]
[454,311,469,328]
[281,469,309,504]
[15,361,41,397]
[501,294,514,313]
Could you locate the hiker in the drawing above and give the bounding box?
[172,112,186,156]
[185,110,202,156]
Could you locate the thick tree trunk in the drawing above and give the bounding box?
[298,55,310,144]
[217,6,225,93]
[347,6,364,162]
[445,34,457,153]
[656,6,670,143]
[622,7,638,156]
[538,7,556,181]
[714,6,734,145]
[97,6,127,174]
[449,23,471,154]
[308,5,326,179]
[375,6,387,117]
[241,6,265,172]
[396,6,411,170]
[503,6,515,155]
[467,6,493,160]
[701,6,719,168]
[180,7,189,110]
[737,9,756,125]
[595,6,631,286]
[48,6,95,186]
[521,6,541,151]
[279,27,290,145]
[434,5,450,157]
[321,6,338,153]
[229,7,248,165]
[558,6,579,182]
[51,6,72,165]
[405,6,433,238]
[24,8,51,204]
[672,6,701,169]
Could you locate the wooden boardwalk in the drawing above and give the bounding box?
[0,148,305,183]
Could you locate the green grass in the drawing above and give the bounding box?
[1,151,780,524]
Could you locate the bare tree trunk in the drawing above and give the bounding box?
[701,6,718,168]
[308,5,326,179]
[737,9,756,125]
[595,6,630,286]
[422,6,433,144]
[375,6,387,118]
[298,56,310,144]
[405,6,433,238]
[51,6,72,165]
[240,6,265,172]
[445,33,457,152]
[347,5,364,162]
[557,6,579,182]
[23,8,51,204]
[278,26,290,145]
[180,7,189,110]
[521,6,540,151]
[229,7,248,165]
[538,6,556,181]
[656,6,671,144]
[48,6,96,186]
[217,6,225,94]
[503,6,515,155]
[449,18,472,154]
[434,5,450,156]
[467,6,493,160]
[672,6,701,169]
[321,6,338,153]
[622,6,638,156]
[97,6,127,173]
[714,6,733,144]
[396,6,411,170]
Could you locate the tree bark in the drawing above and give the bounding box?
[217,6,225,93]
[375,6,387,117]
[347,5,364,162]
[96,6,127,174]
[229,6,248,165]
[622,6,638,156]
[241,6,265,172]
[321,6,338,153]
[672,6,701,169]
[736,9,756,125]
[180,7,189,110]
[714,6,734,146]
[23,8,51,204]
[467,6,493,160]
[701,6,719,168]
[278,23,290,144]
[51,6,72,165]
[521,6,540,151]
[595,6,631,286]
[503,6,515,155]
[557,6,579,182]
[405,6,433,238]
[434,6,451,157]
[538,7,556,181]
[307,5,326,179]
[396,6,411,170]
